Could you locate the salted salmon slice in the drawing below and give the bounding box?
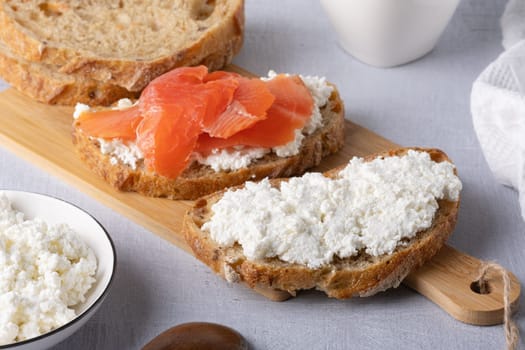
[152,65,209,85]
[74,104,142,141]
[136,102,199,178]
[74,66,210,141]
[137,67,213,177]
[195,74,313,154]
[204,77,275,138]
[200,78,239,130]
[204,70,241,82]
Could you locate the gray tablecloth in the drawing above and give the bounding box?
[0,0,523,349]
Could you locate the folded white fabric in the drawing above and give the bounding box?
[502,0,525,50]
[471,0,525,220]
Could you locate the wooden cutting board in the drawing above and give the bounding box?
[0,66,519,326]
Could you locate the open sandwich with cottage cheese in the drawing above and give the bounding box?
[183,148,462,299]
[72,66,344,199]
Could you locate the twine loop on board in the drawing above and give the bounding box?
[475,261,520,350]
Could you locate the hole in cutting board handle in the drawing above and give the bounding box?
[470,280,491,295]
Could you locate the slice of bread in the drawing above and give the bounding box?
[72,86,345,200]
[0,0,244,91]
[183,148,460,299]
[0,41,138,105]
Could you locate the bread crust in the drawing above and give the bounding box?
[0,0,244,92]
[183,148,460,299]
[72,87,345,200]
[0,41,138,105]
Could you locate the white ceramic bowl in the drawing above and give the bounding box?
[320,0,461,67]
[0,191,116,350]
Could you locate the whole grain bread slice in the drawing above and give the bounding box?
[0,0,244,91]
[183,148,460,299]
[0,41,138,105]
[72,86,345,200]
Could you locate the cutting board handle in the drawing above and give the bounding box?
[403,245,521,326]
[258,244,521,326]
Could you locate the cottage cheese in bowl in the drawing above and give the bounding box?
[0,191,115,349]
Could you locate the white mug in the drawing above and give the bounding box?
[320,0,461,67]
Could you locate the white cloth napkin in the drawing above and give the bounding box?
[471,0,525,221]
[502,0,525,50]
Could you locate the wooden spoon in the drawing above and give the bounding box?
[142,322,248,350]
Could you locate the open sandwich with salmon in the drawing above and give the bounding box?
[72,66,345,199]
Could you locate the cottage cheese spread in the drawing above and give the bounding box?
[202,150,462,268]
[74,72,333,172]
[193,147,270,172]
[98,138,143,169]
[0,194,97,345]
